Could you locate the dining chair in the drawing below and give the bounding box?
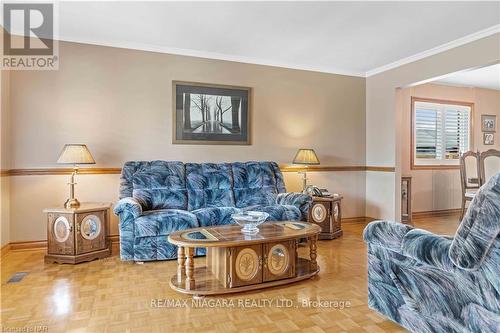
[479,149,500,186]
[459,150,480,221]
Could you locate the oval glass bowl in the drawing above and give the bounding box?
[231,211,270,234]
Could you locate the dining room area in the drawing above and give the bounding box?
[397,63,500,222]
[460,148,500,219]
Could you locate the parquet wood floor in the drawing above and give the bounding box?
[1,214,461,333]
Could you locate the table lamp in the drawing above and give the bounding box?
[292,148,320,192]
[57,144,95,208]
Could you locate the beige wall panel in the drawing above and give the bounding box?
[365,171,395,219]
[475,88,500,151]
[283,171,366,218]
[1,70,11,246]
[410,171,434,212]
[10,172,365,242]
[9,42,365,168]
[10,174,120,242]
[7,41,367,242]
[0,177,9,246]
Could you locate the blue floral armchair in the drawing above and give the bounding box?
[363,173,500,333]
[114,161,312,261]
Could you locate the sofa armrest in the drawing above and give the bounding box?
[401,229,455,271]
[113,197,142,261]
[276,192,313,220]
[113,197,143,219]
[363,220,413,252]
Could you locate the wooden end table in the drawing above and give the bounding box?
[168,221,321,297]
[308,196,343,239]
[43,203,111,264]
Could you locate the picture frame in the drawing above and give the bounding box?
[481,114,496,132]
[172,81,251,145]
[483,132,494,146]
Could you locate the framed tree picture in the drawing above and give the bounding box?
[481,114,496,132]
[173,81,251,145]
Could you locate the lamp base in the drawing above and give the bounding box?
[64,198,80,209]
[299,171,308,192]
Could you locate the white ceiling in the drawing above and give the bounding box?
[8,1,500,77]
[435,64,500,90]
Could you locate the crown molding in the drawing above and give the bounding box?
[53,36,366,78]
[57,24,500,78]
[9,24,499,78]
[431,81,500,91]
[9,25,499,79]
[366,25,500,77]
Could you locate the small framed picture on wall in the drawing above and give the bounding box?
[481,114,496,132]
[483,132,494,145]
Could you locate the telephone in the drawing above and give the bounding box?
[304,185,332,197]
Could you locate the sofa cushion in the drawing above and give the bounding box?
[243,204,301,221]
[449,173,500,270]
[192,207,241,227]
[127,161,188,210]
[186,163,235,210]
[232,161,286,208]
[134,209,199,237]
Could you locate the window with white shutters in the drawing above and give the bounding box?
[412,99,472,167]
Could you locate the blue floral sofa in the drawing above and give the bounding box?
[114,161,312,261]
[363,173,500,333]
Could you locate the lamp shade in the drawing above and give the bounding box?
[293,149,320,165]
[57,144,96,165]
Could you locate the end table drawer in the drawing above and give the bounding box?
[47,213,75,255]
[75,211,107,254]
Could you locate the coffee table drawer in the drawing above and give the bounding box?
[263,240,296,282]
[229,244,263,288]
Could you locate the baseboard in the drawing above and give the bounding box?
[109,235,120,255]
[1,243,11,257]
[3,235,120,256]
[10,240,47,251]
[412,208,461,219]
[343,216,376,223]
[0,218,377,256]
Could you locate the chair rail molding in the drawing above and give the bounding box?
[1,165,396,176]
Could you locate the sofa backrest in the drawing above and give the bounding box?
[119,161,188,210]
[231,161,286,208]
[449,172,500,270]
[120,160,287,211]
[186,163,235,210]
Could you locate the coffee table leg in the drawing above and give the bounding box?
[309,235,318,272]
[185,247,195,290]
[177,246,186,284]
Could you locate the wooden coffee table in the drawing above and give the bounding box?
[168,221,321,296]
